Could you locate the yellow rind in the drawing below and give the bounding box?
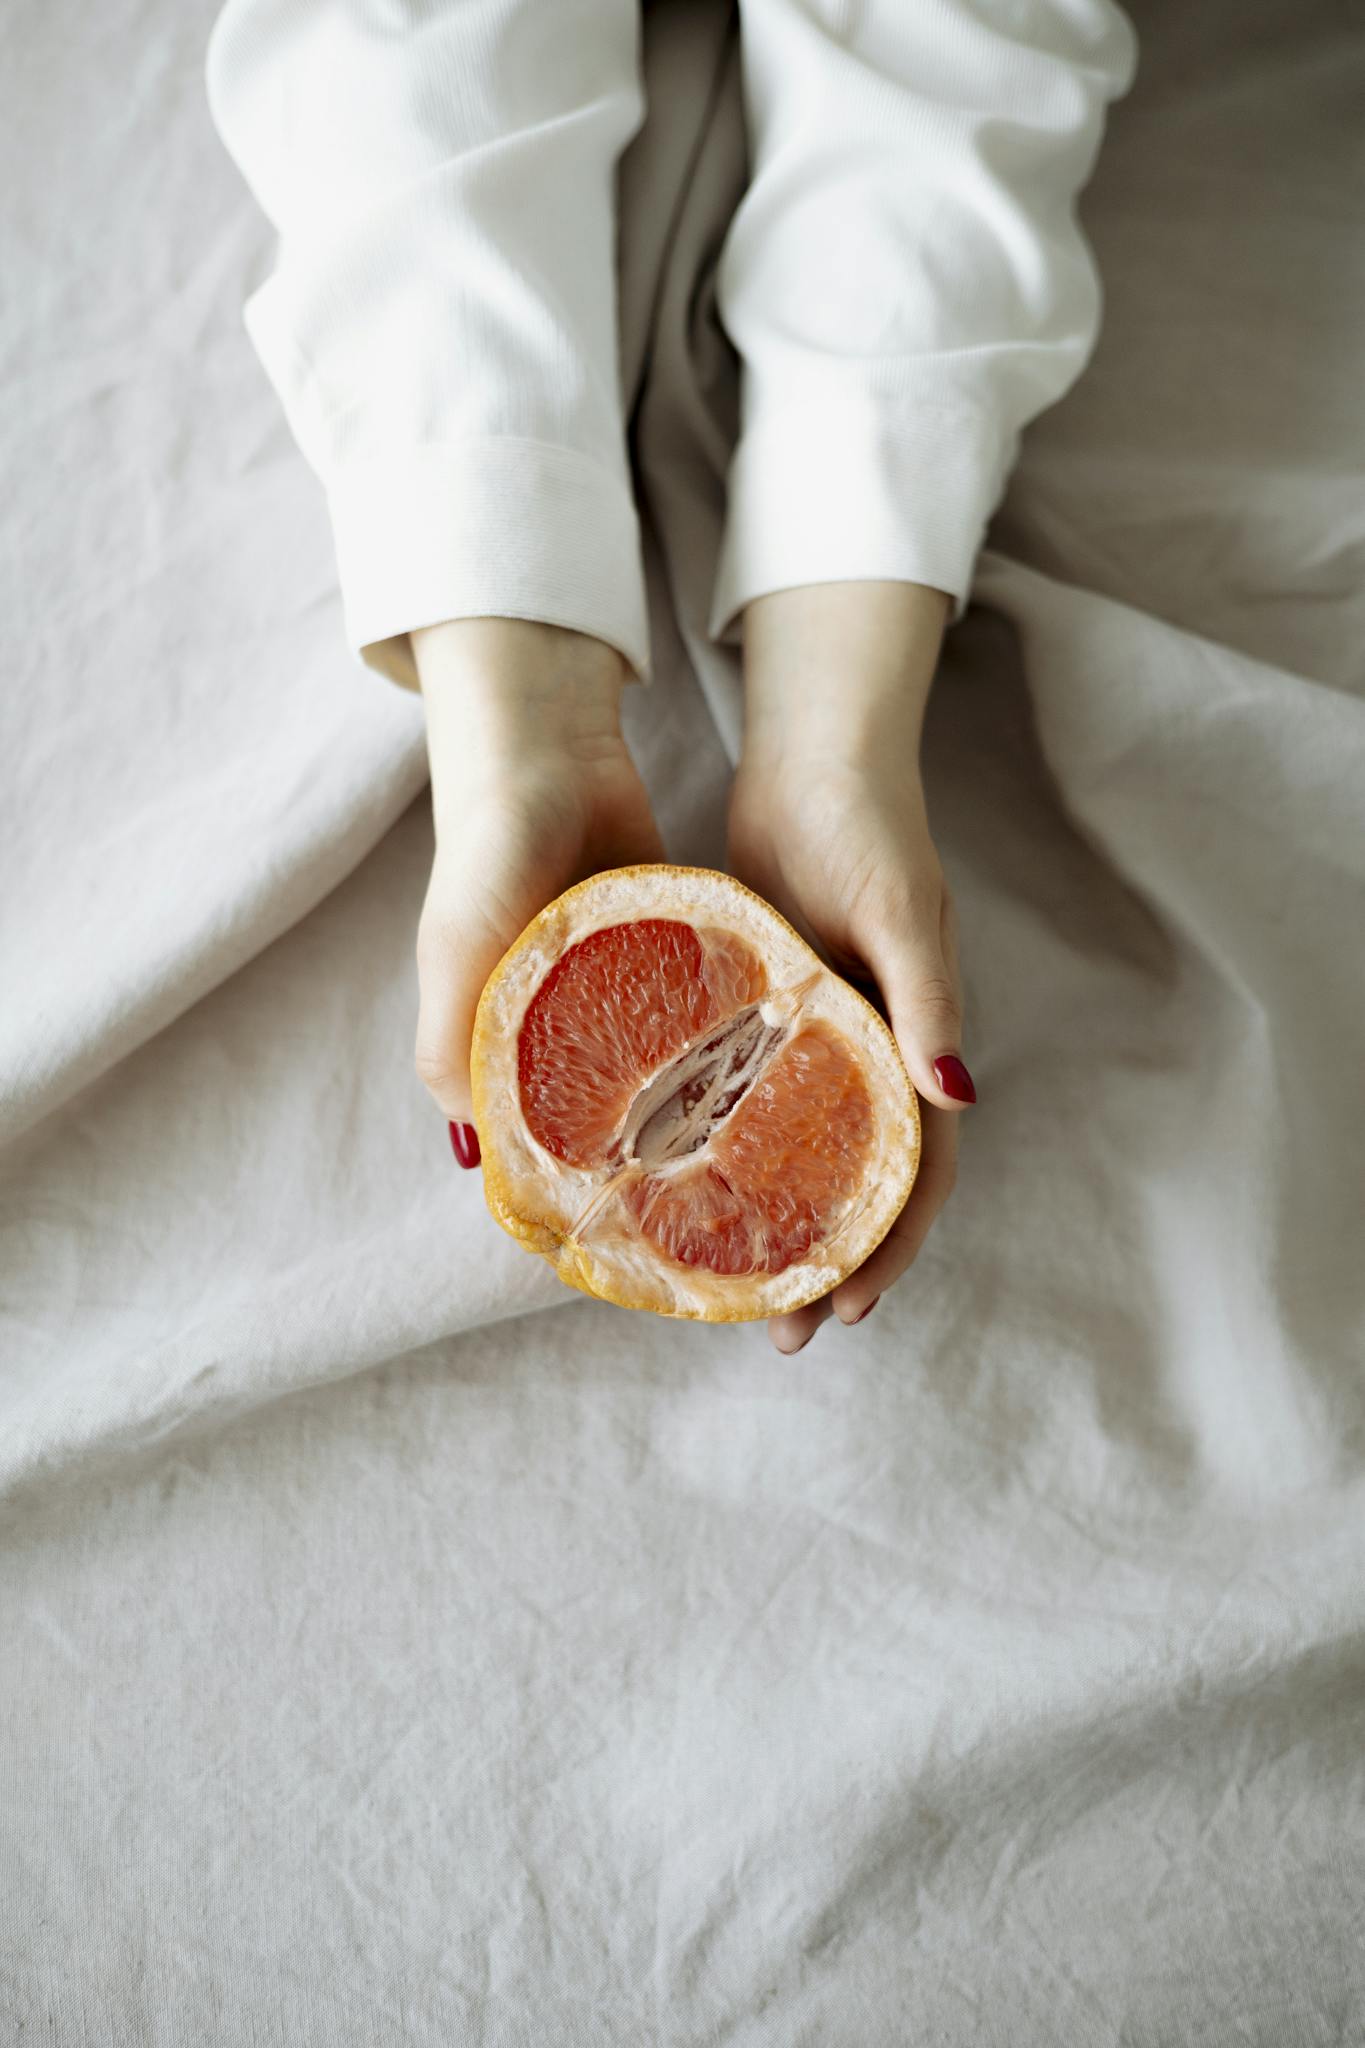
[470,864,921,1322]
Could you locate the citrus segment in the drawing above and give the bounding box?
[695,925,768,1016]
[626,1023,876,1277]
[517,919,765,1167]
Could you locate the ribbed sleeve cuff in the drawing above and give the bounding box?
[324,438,652,690]
[707,402,1013,645]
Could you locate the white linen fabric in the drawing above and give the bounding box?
[205,0,1135,683]
[2,1,1364,2042]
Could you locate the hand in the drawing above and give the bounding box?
[412,618,663,1141]
[728,581,973,1355]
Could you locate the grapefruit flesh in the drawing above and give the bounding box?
[625,1025,876,1277]
[517,919,767,1169]
[471,867,920,1321]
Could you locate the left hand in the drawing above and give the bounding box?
[727,581,975,1355]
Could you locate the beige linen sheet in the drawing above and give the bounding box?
[1,1,1362,2040]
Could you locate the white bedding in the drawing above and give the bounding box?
[2,0,1363,2040]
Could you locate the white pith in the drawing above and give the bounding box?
[471,867,921,1321]
[622,1000,789,1171]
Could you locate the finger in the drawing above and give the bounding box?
[858,879,975,1115]
[768,1295,836,1356]
[940,885,962,993]
[830,1104,959,1321]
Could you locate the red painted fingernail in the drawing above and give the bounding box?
[851,1297,880,1324]
[449,1122,481,1169]
[932,1055,977,1104]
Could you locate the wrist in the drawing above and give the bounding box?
[738,581,948,775]
[415,617,629,791]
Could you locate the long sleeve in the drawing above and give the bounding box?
[708,0,1138,642]
[206,0,650,688]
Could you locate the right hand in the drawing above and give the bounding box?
[412,618,664,1139]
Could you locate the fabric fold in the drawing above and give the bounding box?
[708,400,1012,641]
[323,436,653,688]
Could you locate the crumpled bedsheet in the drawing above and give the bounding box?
[2,1,1363,2041]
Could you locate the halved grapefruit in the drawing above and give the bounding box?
[470,866,920,1320]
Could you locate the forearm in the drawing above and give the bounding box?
[709,0,1136,642]
[208,0,650,686]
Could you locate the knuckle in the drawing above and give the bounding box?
[862,871,939,934]
[414,1038,463,1099]
[907,855,947,910]
[911,973,961,1026]
[415,907,456,972]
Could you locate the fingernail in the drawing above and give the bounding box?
[449,1121,481,1169]
[932,1055,977,1105]
[851,1297,880,1325]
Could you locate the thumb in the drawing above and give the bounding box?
[413,858,515,1128]
[861,883,976,1114]
[413,781,666,1130]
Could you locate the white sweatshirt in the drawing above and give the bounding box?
[206,0,1136,688]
